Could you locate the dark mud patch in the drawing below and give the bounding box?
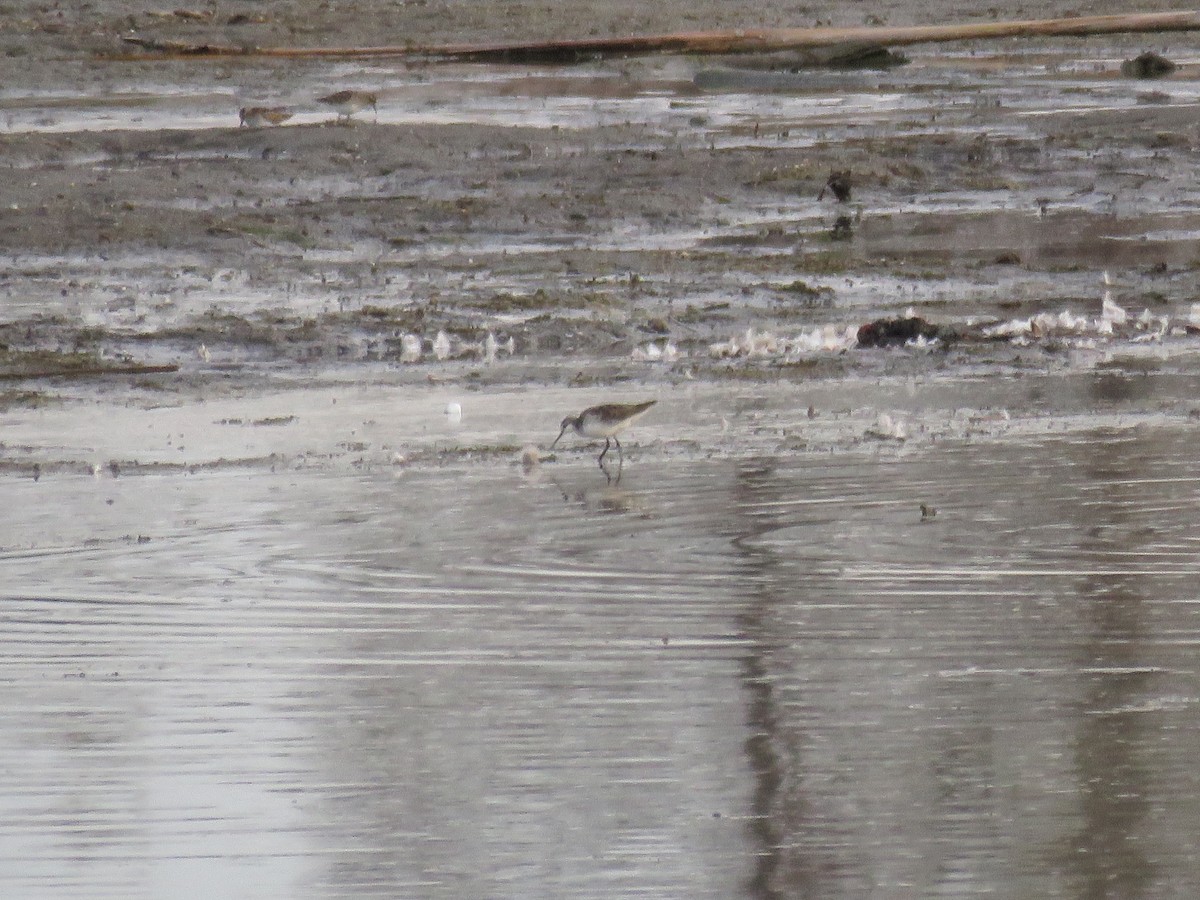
[0,388,58,411]
[0,346,176,381]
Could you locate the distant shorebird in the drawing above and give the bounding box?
[551,400,656,478]
[1120,51,1176,79]
[317,90,378,122]
[818,170,853,203]
[238,106,293,127]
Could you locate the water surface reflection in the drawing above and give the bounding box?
[2,428,1199,897]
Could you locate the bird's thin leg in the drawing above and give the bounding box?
[597,438,610,470]
[614,436,624,473]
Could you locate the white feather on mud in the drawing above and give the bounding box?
[399,333,422,362]
[432,330,452,360]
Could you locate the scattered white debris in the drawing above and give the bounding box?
[701,285,1197,366]
[985,300,1183,345]
[868,413,908,441]
[708,336,739,359]
[400,333,422,363]
[982,271,1190,347]
[432,330,452,360]
[1135,308,1169,336]
[800,324,858,354]
[483,331,499,364]
[1101,295,1127,326]
[709,323,857,359]
[987,308,1106,339]
[786,331,819,354]
[445,401,462,424]
[632,340,680,362]
[749,328,779,356]
[197,344,211,362]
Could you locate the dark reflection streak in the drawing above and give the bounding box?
[545,475,649,518]
[1067,591,1153,900]
[1056,426,1156,898]
[728,460,809,900]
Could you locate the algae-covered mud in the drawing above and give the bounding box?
[4,0,1200,896]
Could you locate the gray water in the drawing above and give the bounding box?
[3,426,1199,898]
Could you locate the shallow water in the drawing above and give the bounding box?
[3,426,1200,897]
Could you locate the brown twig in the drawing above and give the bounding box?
[0,363,180,381]
[114,11,1200,63]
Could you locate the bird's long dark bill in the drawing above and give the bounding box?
[550,424,569,449]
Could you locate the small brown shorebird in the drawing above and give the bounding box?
[551,400,656,477]
[238,106,293,127]
[818,170,852,203]
[317,90,378,122]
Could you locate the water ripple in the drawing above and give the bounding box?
[3,428,1200,897]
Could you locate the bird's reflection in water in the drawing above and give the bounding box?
[830,214,854,241]
[518,446,652,517]
[546,475,653,518]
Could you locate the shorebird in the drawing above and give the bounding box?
[238,106,293,127]
[1120,51,1176,79]
[551,400,656,478]
[818,170,852,203]
[317,90,378,122]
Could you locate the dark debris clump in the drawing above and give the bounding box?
[856,315,947,348]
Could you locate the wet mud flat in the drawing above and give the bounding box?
[5,0,1200,896]
[2,16,1200,409]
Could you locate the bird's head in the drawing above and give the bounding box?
[550,415,577,449]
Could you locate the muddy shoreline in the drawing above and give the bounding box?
[3,2,1200,471]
